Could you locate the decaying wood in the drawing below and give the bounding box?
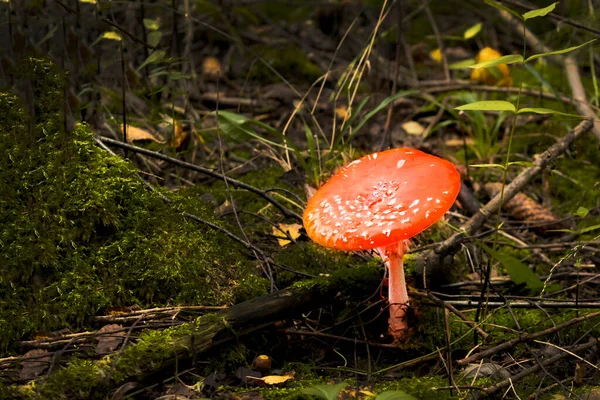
[413,118,594,281]
[3,266,382,394]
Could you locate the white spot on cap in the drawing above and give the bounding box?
[396,159,405,168]
[401,218,410,224]
[373,153,378,159]
[427,197,433,201]
[409,199,420,208]
[387,198,397,205]
[383,229,391,237]
[430,164,434,167]
[426,210,430,219]
[436,199,441,204]
[443,190,449,195]
[413,208,419,214]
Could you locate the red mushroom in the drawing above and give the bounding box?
[303,148,460,341]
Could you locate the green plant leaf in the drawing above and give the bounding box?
[137,50,166,71]
[468,54,523,69]
[143,18,160,30]
[522,2,558,20]
[525,39,597,62]
[482,244,543,291]
[576,207,589,218]
[213,111,289,149]
[376,391,418,400]
[338,90,417,147]
[516,107,583,117]
[581,224,600,234]
[302,383,348,400]
[148,31,162,47]
[470,163,507,170]
[463,22,482,40]
[91,31,122,46]
[484,0,523,20]
[455,101,516,112]
[449,58,477,69]
[507,161,534,168]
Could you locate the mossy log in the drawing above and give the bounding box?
[9,265,382,399]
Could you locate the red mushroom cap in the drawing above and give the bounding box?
[303,148,461,251]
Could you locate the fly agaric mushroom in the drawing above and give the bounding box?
[303,148,460,341]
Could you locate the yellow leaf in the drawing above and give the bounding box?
[273,223,302,247]
[202,57,222,76]
[163,117,186,149]
[430,48,442,64]
[470,47,511,86]
[335,105,349,120]
[101,31,122,41]
[121,124,165,143]
[401,121,425,136]
[255,372,295,386]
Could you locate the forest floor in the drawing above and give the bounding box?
[1,1,600,399]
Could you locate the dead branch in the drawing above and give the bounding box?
[413,118,594,280]
[457,310,600,366]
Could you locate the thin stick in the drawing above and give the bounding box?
[457,309,600,366]
[95,136,302,221]
[415,118,594,277]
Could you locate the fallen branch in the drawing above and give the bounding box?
[413,118,594,279]
[96,136,302,222]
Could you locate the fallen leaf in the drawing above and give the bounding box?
[445,137,475,147]
[20,349,51,380]
[162,115,187,149]
[121,124,165,143]
[401,121,425,136]
[96,324,125,355]
[249,371,295,386]
[430,48,442,64]
[272,223,302,247]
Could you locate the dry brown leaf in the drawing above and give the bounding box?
[401,120,425,136]
[20,349,51,380]
[96,324,125,355]
[166,118,187,149]
[445,137,475,147]
[121,124,165,143]
[272,223,302,247]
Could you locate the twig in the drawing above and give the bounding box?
[53,0,156,49]
[414,118,594,278]
[278,328,400,350]
[412,290,490,341]
[472,338,597,399]
[423,2,449,81]
[457,310,600,366]
[95,136,302,221]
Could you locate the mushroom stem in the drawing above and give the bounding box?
[377,241,409,341]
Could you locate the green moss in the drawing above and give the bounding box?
[375,376,456,400]
[233,274,270,303]
[0,58,255,352]
[35,359,102,400]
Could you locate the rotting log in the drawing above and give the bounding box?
[11,265,382,399]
